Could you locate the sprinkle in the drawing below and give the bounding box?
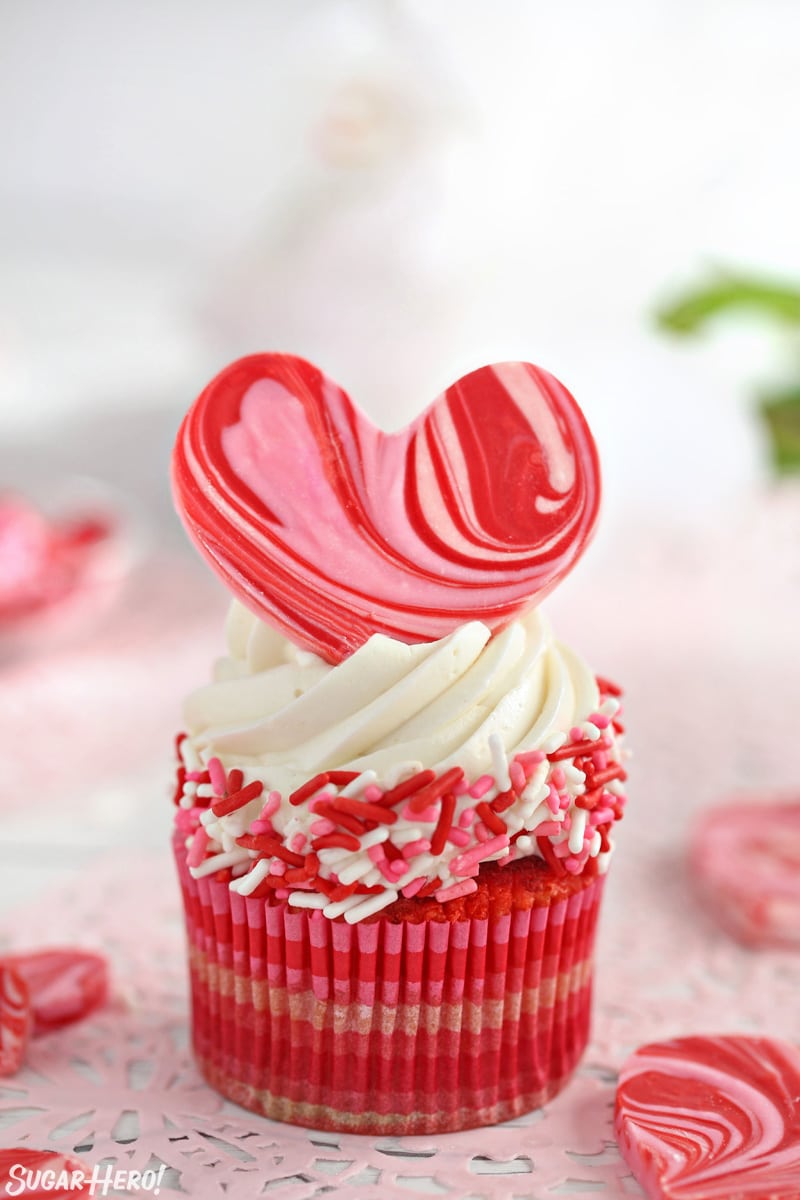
[323,893,367,920]
[415,876,443,898]
[536,835,565,875]
[232,859,272,895]
[563,856,583,875]
[289,773,330,806]
[227,768,244,792]
[509,761,526,792]
[288,892,327,909]
[532,820,562,838]
[235,834,304,866]
[451,834,510,876]
[476,802,507,837]
[212,778,264,818]
[446,828,470,848]
[401,877,426,898]
[550,767,566,789]
[311,832,361,853]
[367,844,386,864]
[290,833,307,854]
[310,818,337,836]
[459,807,476,829]
[515,834,533,854]
[491,789,517,814]
[262,792,282,818]
[430,792,457,856]
[343,889,399,924]
[401,838,431,860]
[401,803,438,823]
[207,757,227,796]
[327,770,361,786]
[515,749,546,769]
[190,848,250,878]
[596,675,622,697]
[469,775,494,799]
[545,784,561,815]
[591,764,628,788]
[269,859,286,876]
[379,769,436,809]
[548,738,598,762]
[540,732,567,754]
[589,711,611,729]
[568,807,588,855]
[330,795,399,825]
[312,801,366,836]
[186,827,210,869]
[435,879,478,903]
[474,821,492,843]
[407,767,465,814]
[338,770,378,797]
[364,785,384,803]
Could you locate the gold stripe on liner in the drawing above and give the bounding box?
[195,1052,579,1135]
[189,945,593,1035]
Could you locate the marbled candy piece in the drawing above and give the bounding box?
[0,964,31,1076]
[0,949,109,1035]
[0,1149,92,1196]
[173,355,600,662]
[692,796,800,948]
[615,1035,800,1199]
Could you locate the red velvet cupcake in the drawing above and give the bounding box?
[170,354,626,1133]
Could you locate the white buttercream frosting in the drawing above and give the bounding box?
[175,601,625,922]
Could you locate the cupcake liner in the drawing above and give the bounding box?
[174,835,605,1135]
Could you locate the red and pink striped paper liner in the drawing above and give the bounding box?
[174,836,605,1134]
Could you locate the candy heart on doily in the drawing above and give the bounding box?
[615,1034,800,1199]
[0,964,31,1076]
[691,796,800,948]
[0,1149,93,1197]
[172,354,600,662]
[0,949,109,1035]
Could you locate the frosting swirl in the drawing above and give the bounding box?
[175,602,625,922]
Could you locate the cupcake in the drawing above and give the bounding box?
[170,354,626,1134]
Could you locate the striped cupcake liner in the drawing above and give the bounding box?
[174,836,605,1134]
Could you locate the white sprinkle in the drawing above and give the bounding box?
[199,808,217,828]
[231,860,251,878]
[339,770,378,798]
[190,849,250,878]
[179,794,195,810]
[522,781,550,806]
[231,859,271,895]
[221,831,238,853]
[343,889,398,924]
[600,697,620,717]
[322,894,366,919]
[361,867,382,887]
[196,783,214,799]
[516,835,533,854]
[563,764,586,786]
[337,857,380,886]
[589,831,602,857]
[316,847,355,865]
[582,722,601,741]
[540,731,567,754]
[488,733,511,792]
[180,740,201,772]
[597,846,614,874]
[524,803,552,830]
[568,808,588,855]
[182,780,198,798]
[607,780,626,796]
[288,892,327,909]
[356,826,391,851]
[390,825,425,847]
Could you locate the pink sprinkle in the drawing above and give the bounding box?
[590,712,611,729]
[474,821,492,843]
[290,833,307,853]
[516,749,545,769]
[269,859,287,876]
[364,785,383,803]
[590,806,615,825]
[401,803,438,823]
[451,833,510,876]
[447,828,470,848]
[435,878,478,903]
[459,807,476,829]
[453,777,471,796]
[376,859,399,882]
[551,767,566,790]
[560,793,571,811]
[469,775,494,799]
[401,877,426,899]
[367,844,386,864]
[274,888,289,899]
[185,770,206,782]
[186,827,210,868]
[546,785,560,815]
[309,790,334,812]
[401,838,431,860]
[533,820,562,837]
[310,818,336,836]
[207,757,227,796]
[570,726,584,742]
[592,751,609,771]
[509,761,526,792]
[497,851,515,867]
[261,792,281,819]
[552,840,572,858]
[563,856,583,875]
[389,860,408,879]
[249,819,273,835]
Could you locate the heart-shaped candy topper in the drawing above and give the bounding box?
[173,355,601,662]
[615,1035,800,1199]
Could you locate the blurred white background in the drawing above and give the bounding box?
[2,0,799,531]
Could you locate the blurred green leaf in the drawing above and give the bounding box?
[657,273,800,335]
[759,387,800,474]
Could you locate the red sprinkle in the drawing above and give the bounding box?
[407,767,465,814]
[311,832,361,853]
[416,876,443,898]
[378,769,437,808]
[548,739,598,762]
[589,764,628,789]
[326,881,359,902]
[491,788,517,814]
[430,792,457,857]
[227,768,244,793]
[312,801,367,837]
[212,779,264,818]
[289,773,330,806]
[331,795,399,825]
[235,834,304,866]
[172,766,187,807]
[476,801,508,836]
[382,840,404,863]
[327,771,361,785]
[596,675,622,696]
[536,835,566,875]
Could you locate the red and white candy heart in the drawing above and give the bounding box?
[615,1035,800,1199]
[692,796,800,949]
[172,355,601,661]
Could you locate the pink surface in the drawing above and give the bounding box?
[173,355,600,661]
